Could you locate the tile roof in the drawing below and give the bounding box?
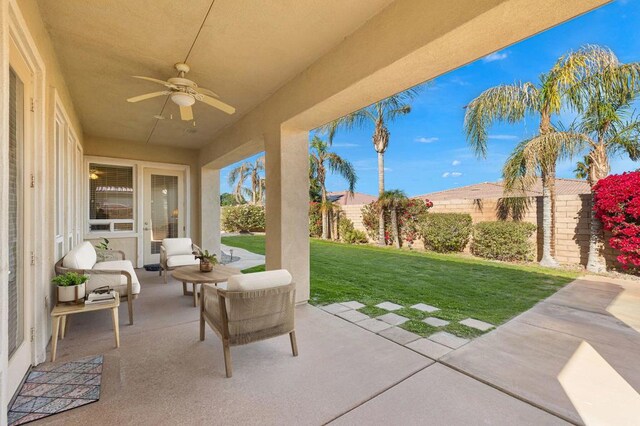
[414,178,591,201]
[327,191,377,205]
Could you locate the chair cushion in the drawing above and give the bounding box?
[227,269,292,291]
[167,254,199,268]
[62,241,97,270]
[92,260,141,295]
[162,238,193,256]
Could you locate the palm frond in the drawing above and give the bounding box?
[464,83,539,158]
[378,189,408,209]
[326,153,357,194]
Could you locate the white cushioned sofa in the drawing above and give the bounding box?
[160,238,200,283]
[55,241,140,324]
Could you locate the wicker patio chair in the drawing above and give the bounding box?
[200,269,298,378]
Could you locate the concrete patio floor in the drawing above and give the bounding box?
[28,271,640,425]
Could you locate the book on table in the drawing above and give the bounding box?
[85,290,117,305]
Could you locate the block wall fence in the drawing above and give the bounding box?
[340,194,620,268]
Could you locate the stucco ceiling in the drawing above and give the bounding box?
[37,0,396,149]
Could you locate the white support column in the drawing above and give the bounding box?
[200,167,221,259]
[265,127,310,303]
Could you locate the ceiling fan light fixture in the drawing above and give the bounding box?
[171,92,195,107]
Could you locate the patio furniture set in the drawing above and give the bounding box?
[51,238,297,376]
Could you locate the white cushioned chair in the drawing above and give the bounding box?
[200,269,298,378]
[55,241,140,324]
[160,238,200,283]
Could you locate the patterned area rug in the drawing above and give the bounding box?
[8,355,103,425]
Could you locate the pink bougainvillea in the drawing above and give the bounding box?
[593,171,640,269]
[361,198,432,245]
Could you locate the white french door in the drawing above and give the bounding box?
[7,38,34,399]
[142,168,185,265]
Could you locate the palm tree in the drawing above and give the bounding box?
[378,189,407,248]
[227,156,265,205]
[566,56,640,271]
[502,132,581,266]
[320,87,420,245]
[309,136,357,240]
[464,45,618,266]
[573,155,591,179]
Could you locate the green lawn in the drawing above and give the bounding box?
[222,235,578,338]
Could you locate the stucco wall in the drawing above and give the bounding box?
[342,194,619,268]
[83,136,202,262]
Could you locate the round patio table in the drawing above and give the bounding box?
[171,264,240,307]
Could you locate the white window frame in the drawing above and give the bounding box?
[86,160,137,236]
[52,91,81,257]
[84,156,191,268]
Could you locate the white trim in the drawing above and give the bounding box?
[6,0,48,404]
[84,155,190,268]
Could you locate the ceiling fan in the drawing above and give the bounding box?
[126,63,235,121]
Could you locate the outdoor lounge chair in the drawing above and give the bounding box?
[200,269,298,378]
[55,241,140,324]
[160,238,201,283]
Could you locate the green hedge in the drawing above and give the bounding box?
[221,205,265,232]
[472,221,537,261]
[419,213,473,252]
[338,217,368,244]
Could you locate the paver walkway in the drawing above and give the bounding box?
[220,243,265,270]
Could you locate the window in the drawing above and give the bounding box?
[89,163,135,232]
[54,113,65,258]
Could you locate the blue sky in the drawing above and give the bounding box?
[221,0,639,197]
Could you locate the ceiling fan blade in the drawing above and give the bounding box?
[126,91,169,103]
[199,95,236,115]
[195,87,219,98]
[132,76,173,86]
[179,105,193,121]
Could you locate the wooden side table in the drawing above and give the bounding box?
[50,293,120,362]
[171,265,240,307]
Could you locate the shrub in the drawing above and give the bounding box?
[593,171,640,270]
[361,199,433,245]
[361,202,384,242]
[419,213,472,252]
[338,217,368,244]
[309,202,322,237]
[221,205,265,232]
[471,221,537,261]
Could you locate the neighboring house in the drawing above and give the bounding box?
[327,191,377,206]
[414,178,591,201]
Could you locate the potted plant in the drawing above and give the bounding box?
[95,237,111,261]
[52,272,88,304]
[195,249,218,272]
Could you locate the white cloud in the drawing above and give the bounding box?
[332,142,359,148]
[353,159,391,172]
[449,76,470,87]
[452,160,461,166]
[483,51,508,62]
[415,137,439,144]
[488,134,518,140]
[442,171,463,178]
